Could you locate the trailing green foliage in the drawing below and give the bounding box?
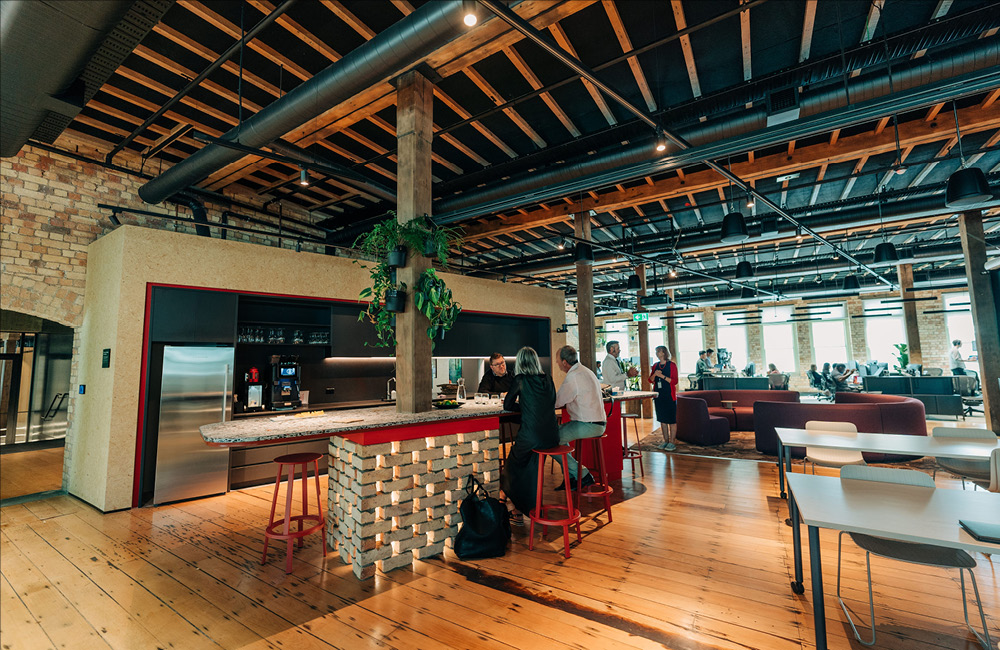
[353,212,463,349]
[892,342,909,373]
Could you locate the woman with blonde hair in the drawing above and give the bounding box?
[501,346,558,522]
[649,345,679,450]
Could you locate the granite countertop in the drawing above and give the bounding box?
[201,402,511,446]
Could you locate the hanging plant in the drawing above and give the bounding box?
[354,212,463,348]
[413,268,462,346]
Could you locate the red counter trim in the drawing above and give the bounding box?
[132,282,154,508]
[204,415,501,449]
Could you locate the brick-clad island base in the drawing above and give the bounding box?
[328,429,500,579]
[199,404,507,580]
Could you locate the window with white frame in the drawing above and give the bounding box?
[646,316,665,363]
[674,313,703,374]
[761,305,796,373]
[862,298,905,365]
[809,304,848,368]
[716,310,749,370]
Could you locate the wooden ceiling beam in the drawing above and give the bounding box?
[319,1,376,40]
[548,22,617,126]
[131,45,265,113]
[502,45,581,137]
[458,107,1000,241]
[602,0,656,112]
[434,88,517,158]
[670,0,702,99]
[798,0,818,63]
[860,0,885,44]
[739,0,752,82]
[463,67,547,148]
[248,0,341,62]
[114,67,238,126]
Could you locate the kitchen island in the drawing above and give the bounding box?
[202,403,507,578]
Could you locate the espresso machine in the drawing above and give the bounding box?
[269,355,301,410]
[242,366,264,413]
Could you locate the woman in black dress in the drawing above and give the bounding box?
[649,345,679,450]
[501,346,559,519]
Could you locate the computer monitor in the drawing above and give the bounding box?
[743,362,755,377]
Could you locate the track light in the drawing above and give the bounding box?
[745,193,755,209]
[557,236,565,250]
[462,0,478,26]
[669,268,677,277]
[796,227,803,240]
[654,127,667,153]
[299,168,309,186]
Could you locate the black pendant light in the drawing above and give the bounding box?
[740,287,756,299]
[735,260,754,279]
[841,274,861,292]
[872,186,898,263]
[720,211,749,243]
[574,242,594,262]
[945,102,993,208]
[626,270,642,292]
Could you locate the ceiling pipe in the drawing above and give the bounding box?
[106,0,296,163]
[174,196,212,238]
[139,0,470,205]
[474,193,1000,276]
[473,1,1000,289]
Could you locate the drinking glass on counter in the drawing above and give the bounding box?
[474,393,485,405]
[490,394,501,406]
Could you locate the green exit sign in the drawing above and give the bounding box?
[632,313,648,322]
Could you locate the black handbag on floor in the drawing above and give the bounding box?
[454,475,510,559]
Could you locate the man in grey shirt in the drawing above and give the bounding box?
[601,340,628,390]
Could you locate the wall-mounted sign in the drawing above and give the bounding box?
[102,348,111,368]
[632,313,648,322]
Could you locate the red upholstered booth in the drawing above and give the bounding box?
[680,390,800,431]
[676,395,731,446]
[753,392,927,462]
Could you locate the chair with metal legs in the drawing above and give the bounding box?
[803,420,865,474]
[836,465,994,649]
[970,447,1000,493]
[930,427,994,489]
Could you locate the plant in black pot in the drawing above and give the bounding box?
[399,215,461,268]
[354,217,409,347]
[413,268,462,346]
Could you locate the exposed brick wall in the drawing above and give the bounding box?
[327,430,500,579]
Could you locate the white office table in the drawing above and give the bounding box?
[774,427,999,499]
[785,473,1000,650]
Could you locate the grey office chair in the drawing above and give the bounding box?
[931,427,995,489]
[836,466,993,649]
[687,373,698,390]
[925,367,944,377]
[971,447,1000,493]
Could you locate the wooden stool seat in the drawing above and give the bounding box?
[528,445,581,558]
[262,451,327,574]
[621,413,644,477]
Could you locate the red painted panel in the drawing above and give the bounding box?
[559,401,625,481]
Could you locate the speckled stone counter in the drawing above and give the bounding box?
[200,403,507,579]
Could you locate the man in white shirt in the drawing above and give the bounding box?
[601,340,629,390]
[555,345,606,487]
[950,339,967,375]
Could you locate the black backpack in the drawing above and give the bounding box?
[453,475,510,559]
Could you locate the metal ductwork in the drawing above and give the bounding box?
[1,0,171,158]
[474,192,1000,277]
[139,0,468,205]
[175,196,211,238]
[433,36,1000,223]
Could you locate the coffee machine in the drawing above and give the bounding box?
[242,366,264,413]
[269,355,301,410]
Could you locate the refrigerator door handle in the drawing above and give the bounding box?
[222,363,230,422]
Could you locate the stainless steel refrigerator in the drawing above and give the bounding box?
[153,345,234,505]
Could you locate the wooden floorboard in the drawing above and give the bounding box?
[1,433,997,650]
[0,447,64,501]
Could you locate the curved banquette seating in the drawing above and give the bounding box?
[753,392,927,462]
[676,390,800,446]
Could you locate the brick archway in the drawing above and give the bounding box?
[0,275,84,328]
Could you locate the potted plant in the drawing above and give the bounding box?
[892,343,909,374]
[399,214,461,267]
[413,268,462,346]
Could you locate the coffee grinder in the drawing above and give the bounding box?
[269,355,301,410]
[243,366,264,412]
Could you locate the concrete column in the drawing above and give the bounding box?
[575,214,596,372]
[395,70,433,413]
[958,209,1000,433]
[897,263,923,365]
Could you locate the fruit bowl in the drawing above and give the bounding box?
[432,399,462,409]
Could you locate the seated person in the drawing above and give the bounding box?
[831,363,855,392]
[806,364,824,390]
[767,363,781,375]
[478,352,513,395]
[500,347,558,522]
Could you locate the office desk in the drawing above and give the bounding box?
[785,473,999,650]
[774,427,999,499]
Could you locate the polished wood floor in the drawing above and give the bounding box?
[1,425,996,650]
[0,446,64,501]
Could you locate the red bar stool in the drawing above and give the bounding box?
[528,445,581,559]
[621,412,644,477]
[262,452,327,574]
[574,433,614,522]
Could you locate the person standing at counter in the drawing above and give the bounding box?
[601,341,632,391]
[478,353,514,394]
[950,339,967,375]
[501,347,558,522]
[554,345,605,489]
[695,349,715,389]
[650,346,679,451]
